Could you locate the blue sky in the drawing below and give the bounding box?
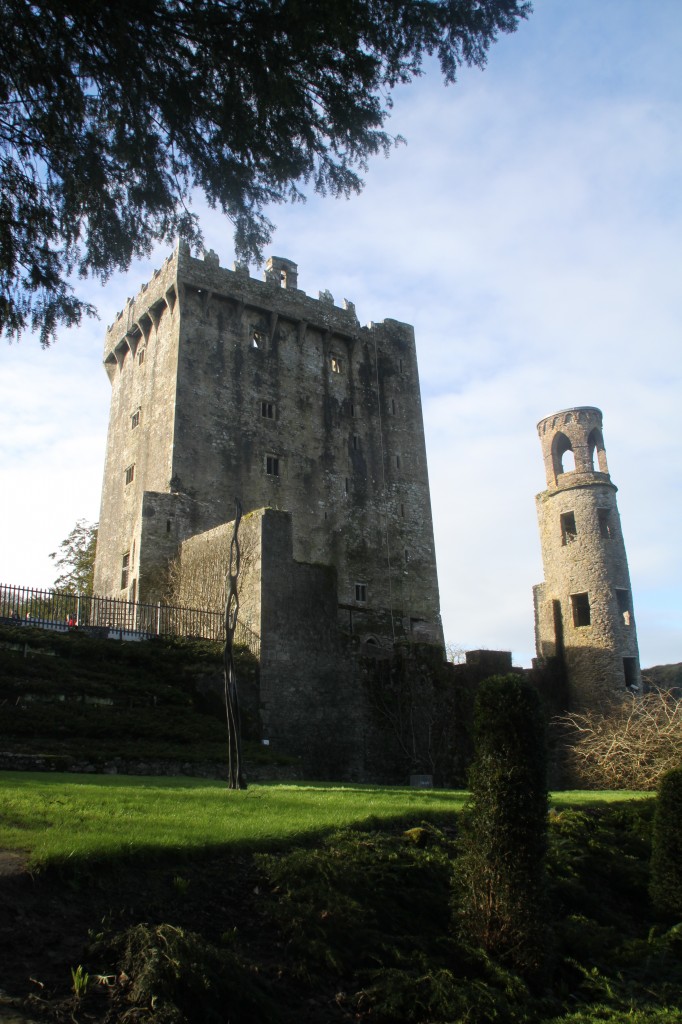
[1,0,680,668]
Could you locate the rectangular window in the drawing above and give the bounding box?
[571,592,591,627]
[400,502,405,517]
[352,434,359,450]
[350,403,355,417]
[131,409,140,429]
[355,583,367,603]
[266,455,280,476]
[552,600,564,654]
[395,454,401,470]
[138,349,145,365]
[330,355,343,373]
[121,552,130,590]
[124,464,135,485]
[391,398,396,415]
[598,508,613,539]
[616,589,631,626]
[344,477,349,494]
[261,401,275,419]
[252,329,264,349]
[623,657,639,691]
[560,511,577,545]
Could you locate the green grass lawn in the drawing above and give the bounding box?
[0,773,672,1024]
[0,771,652,868]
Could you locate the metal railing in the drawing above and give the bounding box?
[0,583,260,657]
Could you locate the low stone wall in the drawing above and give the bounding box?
[0,751,302,783]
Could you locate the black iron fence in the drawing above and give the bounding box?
[0,583,260,657]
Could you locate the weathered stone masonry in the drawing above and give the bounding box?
[94,242,442,648]
[533,406,641,708]
[93,244,444,776]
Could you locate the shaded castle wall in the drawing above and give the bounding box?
[256,510,364,779]
[177,509,363,779]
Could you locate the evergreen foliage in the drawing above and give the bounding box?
[97,923,282,1023]
[649,766,682,915]
[1,0,531,344]
[455,674,550,978]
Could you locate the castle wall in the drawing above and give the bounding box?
[256,509,364,778]
[174,512,263,642]
[177,508,364,778]
[168,247,440,641]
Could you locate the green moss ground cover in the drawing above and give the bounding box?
[0,624,265,764]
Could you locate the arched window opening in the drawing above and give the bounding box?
[588,428,609,473]
[552,432,575,477]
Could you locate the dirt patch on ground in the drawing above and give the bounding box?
[0,849,30,877]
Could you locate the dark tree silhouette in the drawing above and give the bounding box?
[1,0,531,343]
[224,499,246,790]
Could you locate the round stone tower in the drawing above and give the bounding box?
[533,406,641,708]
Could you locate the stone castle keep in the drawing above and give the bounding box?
[533,406,642,706]
[93,243,444,775]
[94,242,442,646]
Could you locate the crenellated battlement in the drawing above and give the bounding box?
[103,244,417,386]
[537,405,611,487]
[103,250,179,378]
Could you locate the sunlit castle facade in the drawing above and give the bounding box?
[533,406,641,708]
[93,242,443,650]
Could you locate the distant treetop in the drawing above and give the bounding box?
[49,519,98,596]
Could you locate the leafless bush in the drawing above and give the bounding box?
[555,690,682,791]
[445,642,467,665]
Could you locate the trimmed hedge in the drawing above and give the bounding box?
[650,766,682,915]
[455,674,550,978]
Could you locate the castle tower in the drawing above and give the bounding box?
[533,406,641,707]
[93,243,443,649]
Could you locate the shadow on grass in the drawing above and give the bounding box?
[0,803,461,1018]
[1,795,675,1024]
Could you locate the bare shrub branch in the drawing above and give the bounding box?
[556,690,682,790]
